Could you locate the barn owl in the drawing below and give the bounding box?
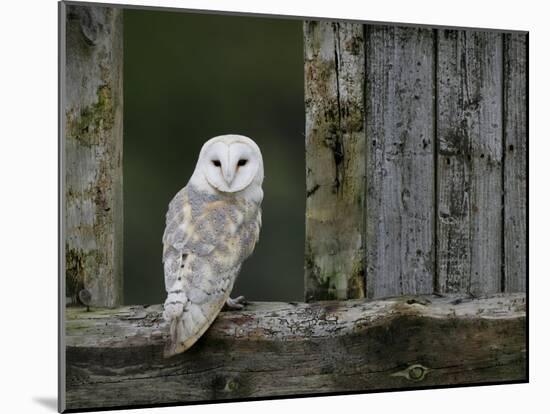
[162,134,263,357]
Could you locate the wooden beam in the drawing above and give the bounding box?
[503,33,528,292]
[365,26,436,299]
[436,30,504,295]
[65,293,526,411]
[304,21,366,301]
[63,4,123,307]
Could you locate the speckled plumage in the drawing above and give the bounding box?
[162,135,263,356]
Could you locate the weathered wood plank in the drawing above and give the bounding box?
[64,5,123,307]
[304,21,366,301]
[365,26,435,299]
[503,33,527,292]
[65,294,526,410]
[437,30,503,295]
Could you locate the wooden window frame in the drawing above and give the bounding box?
[59,4,527,412]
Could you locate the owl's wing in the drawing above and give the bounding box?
[167,264,239,356]
[162,188,258,357]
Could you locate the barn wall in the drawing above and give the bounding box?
[304,22,527,301]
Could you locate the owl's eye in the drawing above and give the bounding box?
[212,160,221,167]
[237,159,248,167]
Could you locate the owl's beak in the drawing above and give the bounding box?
[222,166,235,185]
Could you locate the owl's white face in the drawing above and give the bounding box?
[191,135,264,194]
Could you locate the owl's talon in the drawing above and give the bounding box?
[226,295,247,310]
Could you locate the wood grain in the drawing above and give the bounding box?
[503,33,528,292]
[365,26,435,299]
[64,4,123,307]
[65,294,526,410]
[304,21,366,301]
[436,30,503,295]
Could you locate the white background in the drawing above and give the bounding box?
[0,0,546,412]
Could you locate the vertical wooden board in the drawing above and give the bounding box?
[64,5,124,307]
[503,33,527,292]
[365,26,435,299]
[304,21,366,301]
[437,30,503,295]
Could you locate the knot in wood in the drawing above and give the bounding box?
[391,364,430,382]
[225,378,239,392]
[408,365,426,381]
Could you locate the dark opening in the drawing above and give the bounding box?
[123,10,305,304]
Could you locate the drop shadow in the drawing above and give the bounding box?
[33,397,57,412]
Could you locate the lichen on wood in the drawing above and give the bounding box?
[304,21,366,301]
[64,4,123,308]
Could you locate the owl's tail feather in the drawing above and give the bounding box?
[164,318,177,356]
[164,318,189,357]
[169,318,177,342]
[163,283,188,358]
